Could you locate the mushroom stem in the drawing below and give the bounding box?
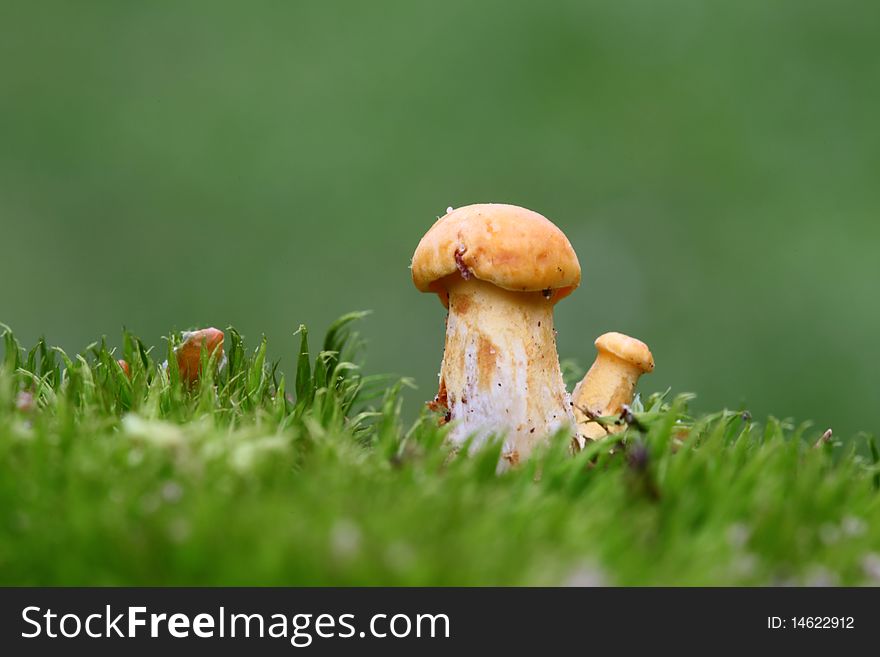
[435,275,574,465]
[572,333,654,445]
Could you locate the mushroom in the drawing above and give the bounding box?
[411,203,581,465]
[117,359,131,379]
[175,328,224,385]
[571,332,654,444]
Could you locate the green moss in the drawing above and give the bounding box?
[0,318,877,585]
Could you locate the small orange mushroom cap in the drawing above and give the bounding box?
[117,359,131,378]
[594,332,654,374]
[175,328,224,385]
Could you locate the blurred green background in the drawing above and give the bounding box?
[2,1,878,437]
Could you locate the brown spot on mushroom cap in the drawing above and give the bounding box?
[453,247,472,280]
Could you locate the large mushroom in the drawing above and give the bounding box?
[411,203,581,465]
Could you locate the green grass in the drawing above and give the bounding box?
[1,316,879,586]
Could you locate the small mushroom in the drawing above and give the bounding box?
[175,328,224,385]
[117,359,131,378]
[411,203,581,465]
[572,332,654,445]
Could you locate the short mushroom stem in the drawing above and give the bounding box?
[435,275,574,465]
[572,333,654,445]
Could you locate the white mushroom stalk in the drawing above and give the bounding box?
[572,332,654,445]
[411,204,581,466]
[437,275,572,464]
